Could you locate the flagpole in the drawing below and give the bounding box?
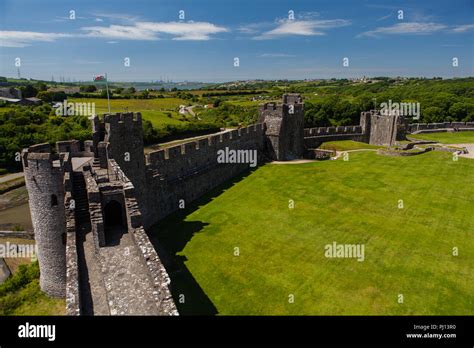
[105,73,111,113]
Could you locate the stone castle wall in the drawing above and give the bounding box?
[144,124,265,224]
[303,111,407,148]
[408,122,474,133]
[304,125,363,137]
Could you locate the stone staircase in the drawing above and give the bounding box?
[72,172,90,226]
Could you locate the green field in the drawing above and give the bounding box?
[409,131,474,144]
[150,150,474,315]
[70,97,191,128]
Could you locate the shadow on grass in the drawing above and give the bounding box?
[146,167,258,315]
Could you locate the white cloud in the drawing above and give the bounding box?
[90,13,140,23]
[0,31,73,47]
[253,19,350,40]
[238,23,269,34]
[81,24,158,40]
[357,22,447,38]
[81,21,228,41]
[138,21,228,40]
[451,24,474,33]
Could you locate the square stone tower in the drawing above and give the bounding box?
[259,94,305,160]
[359,110,408,146]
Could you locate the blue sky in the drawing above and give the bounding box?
[0,0,473,82]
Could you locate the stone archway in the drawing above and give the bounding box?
[103,200,126,246]
[104,200,124,228]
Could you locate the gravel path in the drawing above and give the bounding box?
[448,143,474,159]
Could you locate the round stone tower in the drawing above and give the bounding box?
[21,143,67,297]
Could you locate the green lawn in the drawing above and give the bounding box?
[409,131,474,144]
[150,150,474,315]
[70,97,191,128]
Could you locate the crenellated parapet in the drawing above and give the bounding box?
[304,125,363,137]
[408,122,474,134]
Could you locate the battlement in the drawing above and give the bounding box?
[104,112,142,127]
[22,143,71,171]
[282,93,303,104]
[92,112,142,126]
[146,123,264,166]
[91,112,143,149]
[260,103,282,112]
[408,122,474,133]
[304,125,363,137]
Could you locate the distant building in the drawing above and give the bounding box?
[22,97,42,106]
[0,87,22,99]
[0,94,42,106]
[0,97,21,104]
[48,87,81,94]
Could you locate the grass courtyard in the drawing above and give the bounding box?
[150,149,474,315]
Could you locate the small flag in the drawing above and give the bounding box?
[93,75,107,82]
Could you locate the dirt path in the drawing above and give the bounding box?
[271,149,379,164]
[0,172,24,184]
[271,159,318,164]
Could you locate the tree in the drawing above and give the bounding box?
[35,82,47,92]
[213,98,222,108]
[80,85,97,93]
[51,91,67,102]
[449,102,468,121]
[126,87,136,94]
[422,106,444,123]
[36,91,54,103]
[20,84,38,98]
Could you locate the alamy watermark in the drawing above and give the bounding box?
[0,242,37,260]
[217,147,257,167]
[380,100,420,120]
[324,241,365,262]
[55,101,96,116]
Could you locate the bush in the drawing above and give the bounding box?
[0,262,40,297]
